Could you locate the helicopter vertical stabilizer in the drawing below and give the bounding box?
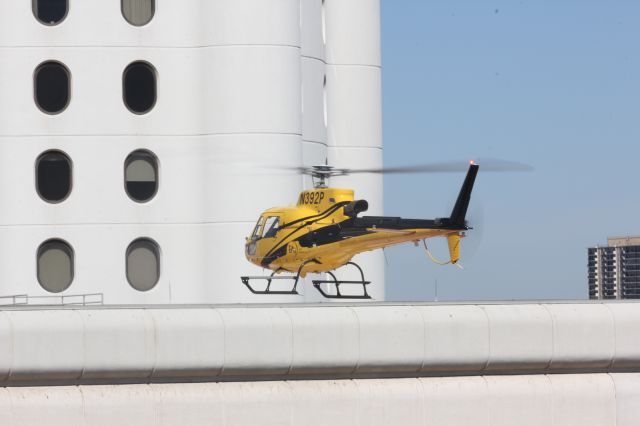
[449,163,479,227]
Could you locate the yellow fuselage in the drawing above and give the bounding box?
[245,187,462,276]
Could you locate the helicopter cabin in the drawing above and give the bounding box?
[246,188,358,257]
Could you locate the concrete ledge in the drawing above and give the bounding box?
[0,302,639,384]
[1,374,639,426]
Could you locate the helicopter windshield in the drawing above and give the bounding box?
[263,216,280,238]
[251,217,265,238]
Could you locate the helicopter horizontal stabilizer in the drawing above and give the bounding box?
[449,163,479,227]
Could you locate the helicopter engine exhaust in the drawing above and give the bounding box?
[344,200,369,217]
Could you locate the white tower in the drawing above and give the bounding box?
[323,0,385,299]
[0,0,383,304]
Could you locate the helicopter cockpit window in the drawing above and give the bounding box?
[263,217,280,238]
[252,217,265,239]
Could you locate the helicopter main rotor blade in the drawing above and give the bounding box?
[275,158,532,178]
[345,159,533,174]
[284,166,352,175]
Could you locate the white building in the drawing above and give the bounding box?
[0,0,384,304]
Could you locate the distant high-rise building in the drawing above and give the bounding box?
[588,236,640,299]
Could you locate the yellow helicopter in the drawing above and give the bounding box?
[241,159,527,299]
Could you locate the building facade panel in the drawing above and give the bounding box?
[546,303,615,369]
[416,305,490,372]
[481,304,553,371]
[151,308,225,377]
[301,57,326,144]
[286,306,359,375]
[421,376,489,426]
[0,374,638,425]
[324,0,381,67]
[0,1,300,48]
[325,65,382,148]
[607,303,640,368]
[0,47,301,136]
[217,307,293,376]
[486,375,552,426]
[0,223,295,304]
[353,305,425,373]
[300,0,325,60]
[6,310,83,381]
[611,373,640,426]
[8,386,85,426]
[355,379,424,426]
[79,309,155,380]
[81,384,156,426]
[547,374,616,426]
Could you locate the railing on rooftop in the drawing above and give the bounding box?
[0,293,103,306]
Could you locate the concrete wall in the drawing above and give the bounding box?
[1,301,639,384]
[2,302,639,424]
[1,374,639,425]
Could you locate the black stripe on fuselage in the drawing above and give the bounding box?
[261,201,351,263]
[260,245,288,269]
[353,216,467,231]
[279,201,351,230]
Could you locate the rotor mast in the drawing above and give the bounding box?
[311,165,333,188]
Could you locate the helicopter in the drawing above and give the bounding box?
[241,159,528,299]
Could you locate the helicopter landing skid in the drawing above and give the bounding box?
[241,274,301,295]
[312,262,372,300]
[240,261,318,296]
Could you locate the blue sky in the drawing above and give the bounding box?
[381,0,640,301]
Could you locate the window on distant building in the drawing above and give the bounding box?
[37,239,74,293]
[36,150,72,203]
[122,0,155,26]
[123,61,157,114]
[126,238,160,291]
[125,150,158,202]
[34,61,70,114]
[33,0,68,25]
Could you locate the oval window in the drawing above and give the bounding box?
[122,0,155,26]
[33,0,68,25]
[36,150,72,203]
[34,61,70,114]
[123,61,157,114]
[126,238,160,291]
[37,239,74,293]
[125,150,158,202]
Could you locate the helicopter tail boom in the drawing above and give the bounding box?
[449,163,479,227]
